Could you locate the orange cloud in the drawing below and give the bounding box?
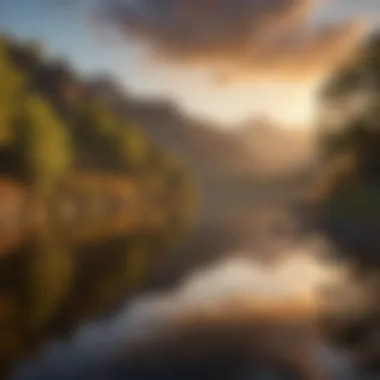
[98,0,365,81]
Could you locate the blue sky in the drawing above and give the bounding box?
[0,1,142,81]
[0,0,379,129]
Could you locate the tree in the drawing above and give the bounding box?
[318,32,380,192]
[0,34,196,247]
[0,41,26,146]
[319,33,380,174]
[16,95,72,195]
[118,125,149,171]
[317,32,380,267]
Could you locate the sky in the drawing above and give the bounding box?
[0,0,379,129]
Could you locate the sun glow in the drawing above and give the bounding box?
[187,80,320,129]
[133,64,323,129]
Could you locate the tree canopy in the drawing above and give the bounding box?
[316,31,380,266]
[318,33,380,185]
[0,35,196,218]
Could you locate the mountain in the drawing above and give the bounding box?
[88,79,252,179]
[89,78,315,183]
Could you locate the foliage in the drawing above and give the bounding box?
[317,31,380,267]
[318,32,380,197]
[16,95,72,195]
[0,34,197,226]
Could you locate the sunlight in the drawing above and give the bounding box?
[172,75,323,129]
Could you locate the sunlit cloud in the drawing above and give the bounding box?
[96,0,365,83]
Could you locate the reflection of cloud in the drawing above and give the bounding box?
[97,0,365,82]
[12,240,355,380]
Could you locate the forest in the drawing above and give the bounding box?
[315,32,380,269]
[0,34,197,245]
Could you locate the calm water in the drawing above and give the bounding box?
[0,214,177,379]
[0,202,297,377]
[0,204,378,380]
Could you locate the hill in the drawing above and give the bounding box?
[0,35,196,234]
[90,78,315,182]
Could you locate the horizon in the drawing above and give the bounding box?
[0,0,379,130]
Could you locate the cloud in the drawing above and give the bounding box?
[96,0,365,82]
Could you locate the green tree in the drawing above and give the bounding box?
[0,41,26,146]
[119,125,149,171]
[316,32,380,267]
[0,34,196,244]
[16,95,72,195]
[319,33,380,181]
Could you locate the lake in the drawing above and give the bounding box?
[0,200,378,380]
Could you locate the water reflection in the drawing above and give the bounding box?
[6,246,357,380]
[0,214,176,378]
[0,200,311,379]
[1,199,378,380]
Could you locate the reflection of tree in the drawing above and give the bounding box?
[26,233,74,331]
[60,234,168,328]
[0,226,181,378]
[0,235,73,377]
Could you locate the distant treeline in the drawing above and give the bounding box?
[0,34,197,230]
